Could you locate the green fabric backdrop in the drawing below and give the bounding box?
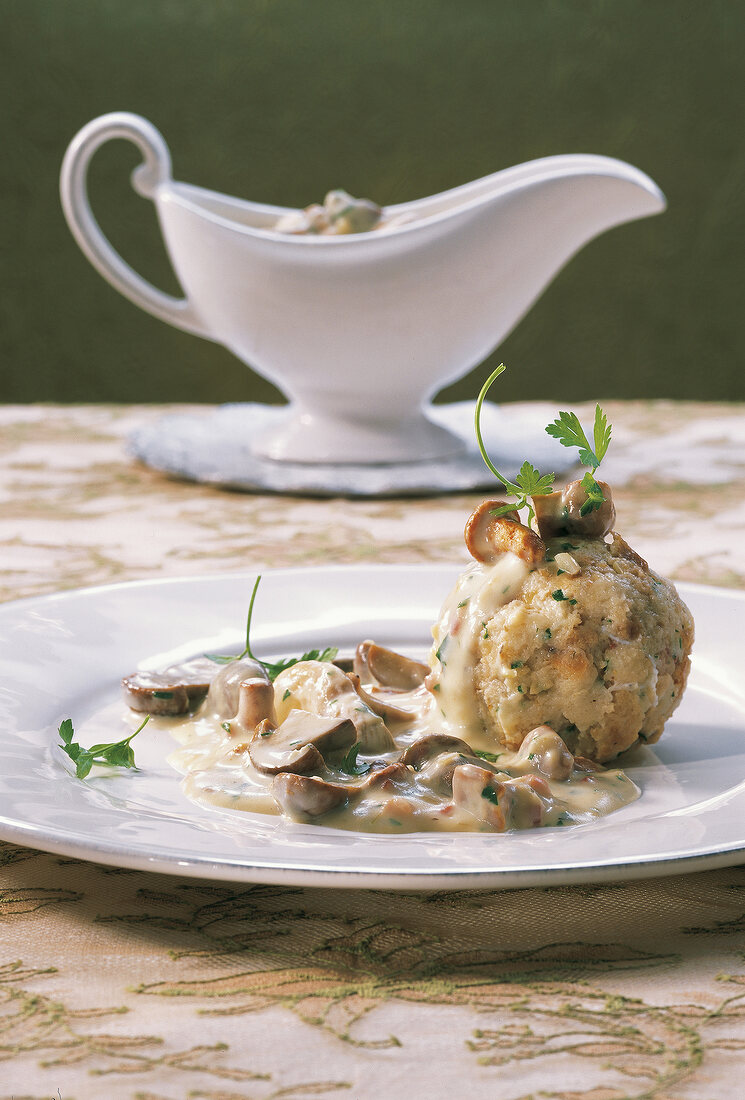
[3,0,742,405]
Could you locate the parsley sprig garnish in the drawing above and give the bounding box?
[338,742,371,776]
[475,365,612,521]
[546,405,611,514]
[475,365,555,526]
[58,715,149,778]
[205,575,338,682]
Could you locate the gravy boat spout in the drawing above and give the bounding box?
[61,113,665,465]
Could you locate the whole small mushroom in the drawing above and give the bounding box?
[208,658,270,719]
[399,734,475,769]
[227,678,276,738]
[464,499,545,565]
[531,492,567,540]
[518,725,575,780]
[346,672,414,724]
[532,481,615,541]
[561,480,615,538]
[272,773,349,818]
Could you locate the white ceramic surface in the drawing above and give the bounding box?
[0,566,743,889]
[60,112,665,465]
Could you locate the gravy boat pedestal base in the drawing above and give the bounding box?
[128,400,572,498]
[252,404,467,464]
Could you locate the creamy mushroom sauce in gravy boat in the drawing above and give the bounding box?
[273,188,410,236]
[126,552,639,835]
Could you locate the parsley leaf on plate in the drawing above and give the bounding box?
[59,715,149,779]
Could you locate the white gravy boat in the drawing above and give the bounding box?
[61,112,665,464]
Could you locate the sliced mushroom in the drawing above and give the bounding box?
[414,744,508,797]
[122,675,189,716]
[248,710,357,776]
[416,751,473,797]
[452,763,552,829]
[121,656,217,716]
[451,763,507,829]
[464,500,545,565]
[272,773,349,818]
[346,672,414,723]
[207,658,269,719]
[561,480,615,538]
[249,721,321,775]
[507,775,553,828]
[353,641,430,690]
[371,795,419,830]
[357,761,413,792]
[518,725,574,780]
[273,661,396,753]
[227,678,277,738]
[351,714,396,754]
[399,733,475,769]
[172,655,223,686]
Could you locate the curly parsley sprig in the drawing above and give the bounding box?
[58,715,149,778]
[338,742,372,777]
[205,575,338,681]
[475,365,555,526]
[475,365,612,522]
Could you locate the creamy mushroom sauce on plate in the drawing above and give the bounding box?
[108,389,695,837]
[125,546,639,836]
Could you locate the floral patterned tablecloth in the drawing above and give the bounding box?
[1,401,745,1100]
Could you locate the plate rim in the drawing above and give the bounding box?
[1,808,744,889]
[1,565,744,890]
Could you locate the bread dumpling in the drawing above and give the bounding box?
[429,490,693,763]
[473,533,693,761]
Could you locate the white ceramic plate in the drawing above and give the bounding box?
[1,566,743,889]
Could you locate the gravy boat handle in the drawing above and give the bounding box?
[60,112,207,338]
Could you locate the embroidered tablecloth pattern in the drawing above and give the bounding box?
[1,402,744,1099]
